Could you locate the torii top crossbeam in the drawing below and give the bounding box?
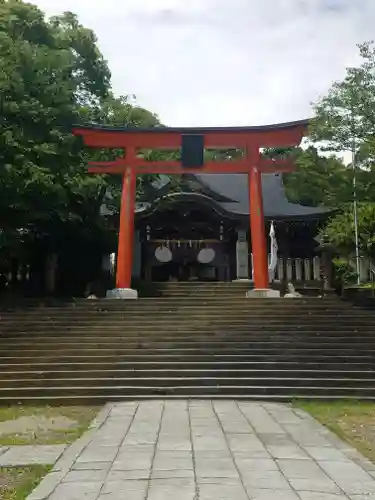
[73,120,307,175]
[73,120,308,297]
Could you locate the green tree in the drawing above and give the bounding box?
[309,41,375,259]
[0,1,111,237]
[284,147,352,207]
[264,147,352,207]
[311,41,375,165]
[0,1,163,294]
[0,2,160,244]
[324,204,375,260]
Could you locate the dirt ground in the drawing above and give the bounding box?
[0,405,100,445]
[0,466,50,500]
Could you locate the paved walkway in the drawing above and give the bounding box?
[27,401,375,500]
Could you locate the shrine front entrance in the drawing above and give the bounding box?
[144,240,231,282]
[139,203,235,282]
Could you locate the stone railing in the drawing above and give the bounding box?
[249,255,322,282]
[349,257,374,283]
[249,255,374,283]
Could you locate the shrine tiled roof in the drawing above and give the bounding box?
[194,173,330,219]
[135,173,330,220]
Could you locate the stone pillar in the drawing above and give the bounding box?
[295,258,302,282]
[235,229,249,280]
[359,257,369,283]
[313,256,321,281]
[100,254,111,296]
[321,250,334,290]
[286,258,293,282]
[132,230,142,279]
[304,259,311,281]
[102,254,111,273]
[45,253,58,295]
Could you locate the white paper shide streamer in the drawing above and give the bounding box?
[268,221,278,282]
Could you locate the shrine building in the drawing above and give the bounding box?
[131,172,329,284]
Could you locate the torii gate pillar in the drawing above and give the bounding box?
[111,163,138,299]
[249,165,269,289]
[246,165,280,298]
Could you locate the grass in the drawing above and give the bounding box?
[295,400,375,463]
[0,405,101,446]
[0,465,50,500]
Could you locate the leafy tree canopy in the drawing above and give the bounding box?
[323,203,375,261]
[308,41,375,260]
[0,0,160,257]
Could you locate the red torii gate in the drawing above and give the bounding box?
[73,121,308,298]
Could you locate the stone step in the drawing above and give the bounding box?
[3,346,375,357]
[2,309,355,318]
[0,297,343,308]
[1,385,375,399]
[1,325,374,335]
[0,304,364,312]
[2,368,375,379]
[3,321,373,330]
[2,308,373,317]
[2,316,375,326]
[2,376,375,389]
[1,329,373,338]
[1,394,374,404]
[3,313,363,322]
[1,333,375,342]
[0,298,363,307]
[2,354,375,364]
[2,360,374,371]
[2,340,375,350]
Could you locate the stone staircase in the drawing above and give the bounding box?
[0,282,375,403]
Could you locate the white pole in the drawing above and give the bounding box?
[352,143,360,285]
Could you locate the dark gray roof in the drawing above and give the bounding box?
[194,173,329,219]
[136,173,330,220]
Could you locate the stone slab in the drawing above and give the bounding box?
[106,288,138,299]
[246,288,281,298]
[0,444,67,466]
[0,446,9,456]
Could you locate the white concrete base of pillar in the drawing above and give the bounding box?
[246,288,281,298]
[106,288,138,300]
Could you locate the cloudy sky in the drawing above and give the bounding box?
[30,0,374,127]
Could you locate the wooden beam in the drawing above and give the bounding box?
[74,121,307,150]
[134,161,251,174]
[87,158,296,175]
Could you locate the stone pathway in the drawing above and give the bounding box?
[26,400,375,500]
[0,444,67,466]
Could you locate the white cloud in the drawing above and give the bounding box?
[29,0,375,127]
